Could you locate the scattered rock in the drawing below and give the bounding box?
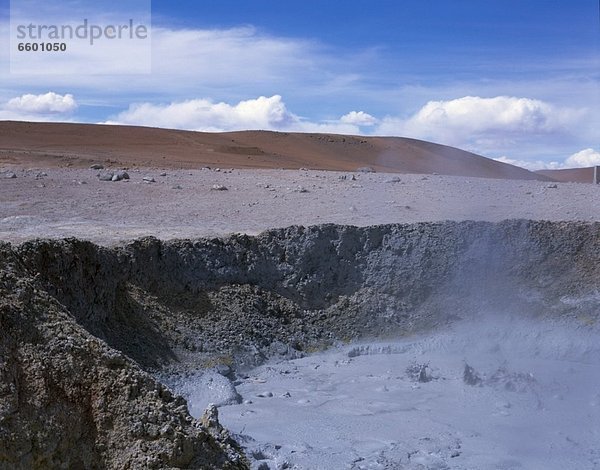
[256,392,274,398]
[211,184,228,191]
[406,363,433,383]
[547,184,558,189]
[386,177,402,183]
[214,364,231,376]
[464,363,482,386]
[201,403,221,430]
[100,170,130,182]
[293,186,309,193]
[115,170,130,180]
[487,367,536,393]
[5,172,17,179]
[143,177,156,183]
[356,166,375,173]
[36,172,48,179]
[160,172,167,177]
[172,185,183,190]
[89,164,104,170]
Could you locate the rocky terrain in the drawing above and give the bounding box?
[0,242,248,470]
[1,220,599,468]
[2,168,600,244]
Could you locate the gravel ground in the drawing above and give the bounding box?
[1,167,599,244]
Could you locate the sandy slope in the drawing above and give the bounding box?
[537,167,596,184]
[0,121,547,180]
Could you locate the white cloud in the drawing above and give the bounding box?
[0,92,78,121]
[376,96,584,154]
[495,148,600,171]
[106,94,362,134]
[340,111,377,126]
[0,24,341,100]
[107,95,296,131]
[493,156,563,171]
[5,92,77,114]
[564,148,600,168]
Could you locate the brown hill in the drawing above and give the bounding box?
[0,121,546,180]
[537,168,595,184]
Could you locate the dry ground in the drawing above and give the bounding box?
[1,167,599,245]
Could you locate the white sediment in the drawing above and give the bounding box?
[176,314,600,469]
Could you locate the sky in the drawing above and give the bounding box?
[0,0,598,169]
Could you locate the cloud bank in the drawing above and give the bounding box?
[495,148,600,171]
[107,95,295,132]
[106,95,365,135]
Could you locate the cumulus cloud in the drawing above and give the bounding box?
[340,111,377,126]
[495,148,600,171]
[107,94,362,134]
[409,96,556,133]
[6,92,77,114]
[376,96,584,154]
[107,95,296,131]
[493,156,563,171]
[564,148,600,168]
[0,92,78,121]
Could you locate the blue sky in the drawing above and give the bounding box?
[0,0,598,169]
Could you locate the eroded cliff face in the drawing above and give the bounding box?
[1,220,599,468]
[0,245,248,470]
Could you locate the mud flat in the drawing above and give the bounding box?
[1,220,599,468]
[214,317,600,469]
